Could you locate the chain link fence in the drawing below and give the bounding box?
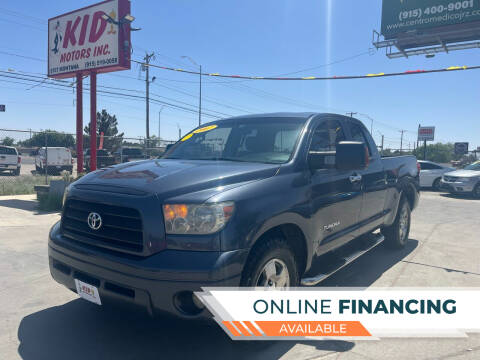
[0,128,176,195]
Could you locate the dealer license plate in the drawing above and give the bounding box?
[74,279,102,305]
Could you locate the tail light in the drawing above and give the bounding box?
[18,156,21,163]
[416,162,421,174]
[71,158,74,164]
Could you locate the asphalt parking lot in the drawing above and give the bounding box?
[0,191,479,360]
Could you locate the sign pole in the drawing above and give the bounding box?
[90,72,97,172]
[76,73,83,174]
[423,140,427,160]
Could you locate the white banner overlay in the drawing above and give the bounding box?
[195,288,480,340]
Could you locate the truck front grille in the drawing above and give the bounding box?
[61,199,143,253]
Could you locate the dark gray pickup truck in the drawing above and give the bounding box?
[48,113,419,317]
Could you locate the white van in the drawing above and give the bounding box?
[35,147,73,174]
[0,145,21,176]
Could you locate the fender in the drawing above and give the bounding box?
[384,176,418,226]
[246,211,315,272]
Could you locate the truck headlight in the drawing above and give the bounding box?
[163,202,234,235]
[62,185,71,208]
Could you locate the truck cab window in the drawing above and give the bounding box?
[310,120,346,152]
[309,120,346,169]
[350,123,372,157]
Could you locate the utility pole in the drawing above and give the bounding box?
[143,52,155,142]
[399,130,405,154]
[380,135,384,156]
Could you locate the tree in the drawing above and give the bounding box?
[84,109,124,151]
[1,136,15,146]
[412,142,454,163]
[20,131,75,148]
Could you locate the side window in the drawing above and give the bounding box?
[310,120,346,152]
[420,162,433,170]
[349,123,372,157]
[309,120,346,169]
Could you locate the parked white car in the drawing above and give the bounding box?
[0,145,21,176]
[35,147,73,174]
[418,160,455,190]
[441,161,480,198]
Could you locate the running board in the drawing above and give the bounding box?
[301,233,385,286]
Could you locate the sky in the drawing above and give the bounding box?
[0,0,479,150]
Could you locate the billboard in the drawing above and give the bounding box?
[48,0,130,79]
[418,126,435,141]
[454,142,469,155]
[381,0,480,39]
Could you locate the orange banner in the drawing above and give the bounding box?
[223,321,371,337]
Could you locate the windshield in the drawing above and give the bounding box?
[464,162,480,171]
[163,118,305,164]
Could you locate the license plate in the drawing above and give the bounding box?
[74,279,102,305]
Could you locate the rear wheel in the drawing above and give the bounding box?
[432,178,441,191]
[241,237,299,288]
[381,197,411,249]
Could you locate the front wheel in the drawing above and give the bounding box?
[473,183,480,199]
[432,178,441,191]
[381,197,411,249]
[240,237,299,288]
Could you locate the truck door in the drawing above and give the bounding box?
[347,121,388,231]
[308,118,363,253]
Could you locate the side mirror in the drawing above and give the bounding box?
[335,141,369,171]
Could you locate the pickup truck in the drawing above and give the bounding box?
[48,113,420,317]
[84,149,116,172]
[0,145,21,176]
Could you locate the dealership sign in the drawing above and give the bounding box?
[48,0,130,79]
[197,288,480,340]
[418,126,435,141]
[454,142,469,155]
[381,0,480,38]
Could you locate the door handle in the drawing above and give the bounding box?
[349,174,362,183]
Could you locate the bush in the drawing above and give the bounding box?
[37,192,63,211]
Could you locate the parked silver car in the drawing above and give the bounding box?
[441,161,480,198]
[418,160,455,190]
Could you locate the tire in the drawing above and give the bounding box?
[432,178,441,191]
[473,183,480,199]
[240,237,299,288]
[381,197,411,249]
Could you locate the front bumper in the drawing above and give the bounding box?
[441,180,475,193]
[48,222,248,317]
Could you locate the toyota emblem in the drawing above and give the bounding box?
[87,212,102,230]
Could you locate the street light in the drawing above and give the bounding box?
[181,55,202,127]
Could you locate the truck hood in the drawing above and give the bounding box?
[75,159,280,199]
[444,170,480,178]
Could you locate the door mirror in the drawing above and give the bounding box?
[335,141,369,171]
